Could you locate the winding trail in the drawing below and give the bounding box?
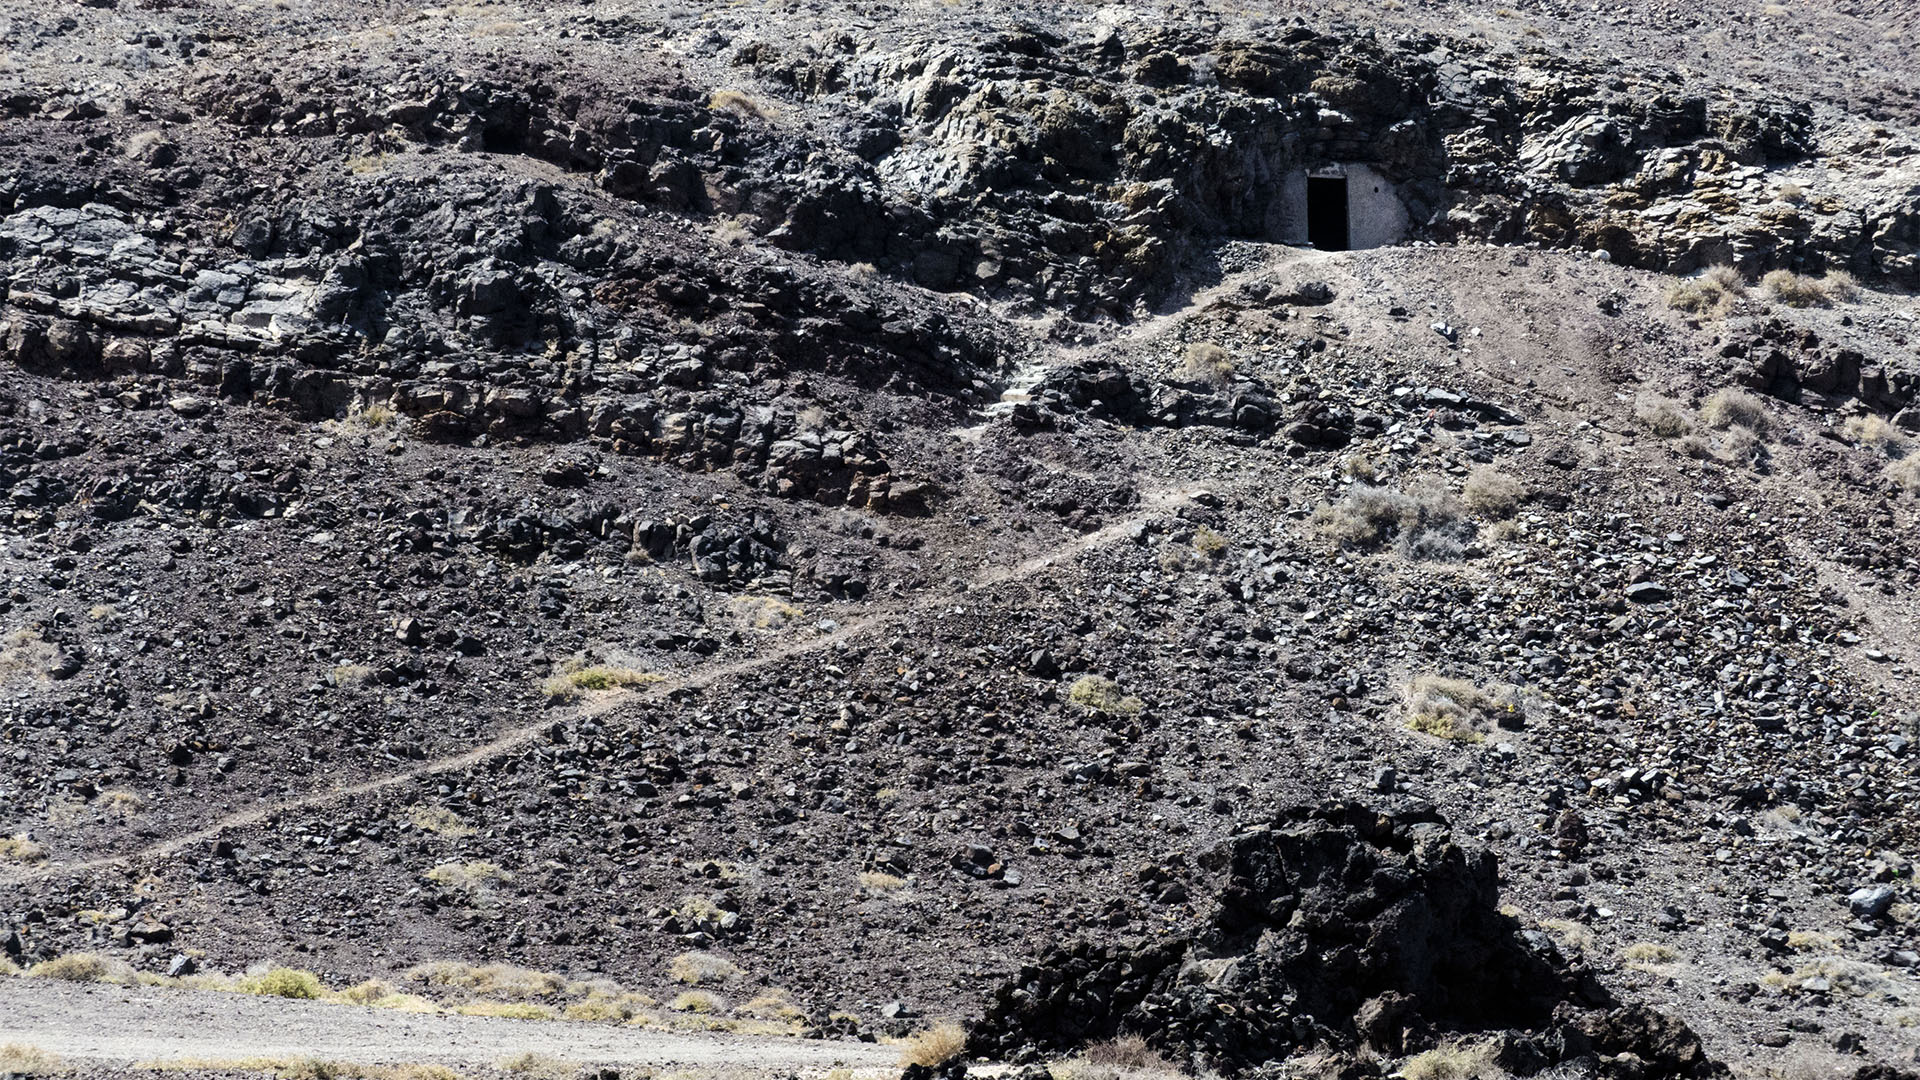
[0,978,897,1072]
[0,485,1194,885]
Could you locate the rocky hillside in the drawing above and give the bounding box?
[1,0,1918,1077]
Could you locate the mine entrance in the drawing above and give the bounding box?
[1307,176,1349,251]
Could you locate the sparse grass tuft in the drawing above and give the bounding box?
[1701,388,1771,437]
[1622,942,1678,969]
[1460,466,1526,519]
[668,952,740,986]
[1762,956,1900,998]
[669,990,725,1014]
[134,1060,449,1080]
[1400,1040,1501,1080]
[1538,918,1594,952]
[740,989,805,1023]
[456,1001,555,1020]
[1664,265,1745,318]
[1191,525,1229,558]
[1068,675,1145,717]
[347,404,398,429]
[408,805,474,838]
[424,860,510,902]
[330,664,377,687]
[238,968,326,1000]
[859,870,907,892]
[733,595,803,630]
[1177,342,1235,384]
[897,1021,968,1068]
[541,663,663,703]
[0,833,47,863]
[1787,930,1841,953]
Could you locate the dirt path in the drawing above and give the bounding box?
[0,979,898,1072]
[0,486,1196,885]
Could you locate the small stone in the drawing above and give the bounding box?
[167,395,210,418]
[1848,885,1896,919]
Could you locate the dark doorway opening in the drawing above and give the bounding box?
[1307,176,1349,251]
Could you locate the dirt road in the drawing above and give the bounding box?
[0,979,899,1072]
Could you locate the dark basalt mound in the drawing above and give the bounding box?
[971,802,1725,1080]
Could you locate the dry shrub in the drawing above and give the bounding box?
[1700,388,1771,436]
[407,961,564,1001]
[1716,426,1765,466]
[1400,1040,1501,1080]
[1460,466,1526,519]
[708,89,770,119]
[1762,269,1856,307]
[1313,481,1469,559]
[563,994,646,1022]
[1634,395,1692,438]
[28,953,116,982]
[668,951,740,986]
[1083,1035,1176,1072]
[499,1053,577,1080]
[1841,414,1907,457]
[1191,525,1229,558]
[239,968,325,999]
[0,833,47,863]
[1402,676,1511,743]
[1068,675,1144,717]
[339,979,411,1007]
[898,1021,968,1067]
[1888,455,1920,493]
[0,1043,61,1077]
[1664,265,1744,317]
[0,630,58,683]
[1177,342,1234,384]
